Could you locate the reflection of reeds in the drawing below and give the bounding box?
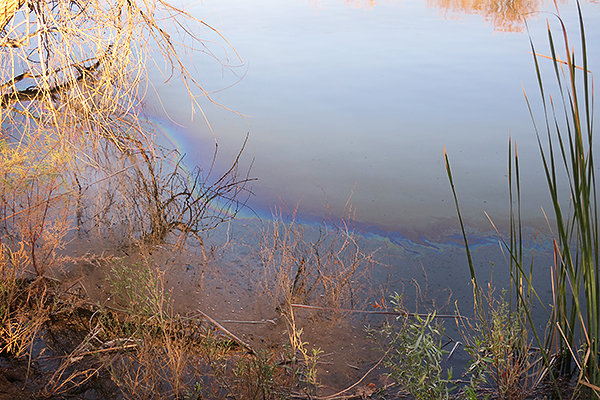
[313,0,555,31]
[344,0,378,9]
[310,0,541,29]
[427,0,543,32]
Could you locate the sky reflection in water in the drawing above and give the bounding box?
[151,0,600,246]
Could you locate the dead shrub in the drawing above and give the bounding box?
[257,201,378,315]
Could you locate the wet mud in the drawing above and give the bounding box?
[0,215,557,399]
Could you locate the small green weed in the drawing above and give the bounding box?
[107,258,170,320]
[232,348,292,400]
[370,293,453,400]
[457,285,535,400]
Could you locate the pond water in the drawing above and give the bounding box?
[62,2,600,392]
[150,0,599,248]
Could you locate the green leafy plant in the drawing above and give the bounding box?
[457,285,536,400]
[372,293,453,400]
[107,258,170,320]
[446,137,557,399]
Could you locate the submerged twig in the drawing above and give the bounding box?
[290,347,391,400]
[291,303,467,320]
[195,309,254,354]
[218,319,277,325]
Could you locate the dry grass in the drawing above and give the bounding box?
[251,200,383,397]
[0,136,73,358]
[257,201,378,317]
[32,257,305,400]
[0,0,252,378]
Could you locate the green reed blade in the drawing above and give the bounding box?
[443,148,479,307]
[530,1,599,388]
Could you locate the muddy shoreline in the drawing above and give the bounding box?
[0,214,559,399]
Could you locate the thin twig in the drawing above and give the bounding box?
[314,347,391,400]
[218,319,277,325]
[195,309,254,354]
[291,303,467,320]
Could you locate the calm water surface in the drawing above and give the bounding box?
[150,0,600,245]
[141,2,600,368]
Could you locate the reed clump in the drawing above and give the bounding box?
[444,2,600,397]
